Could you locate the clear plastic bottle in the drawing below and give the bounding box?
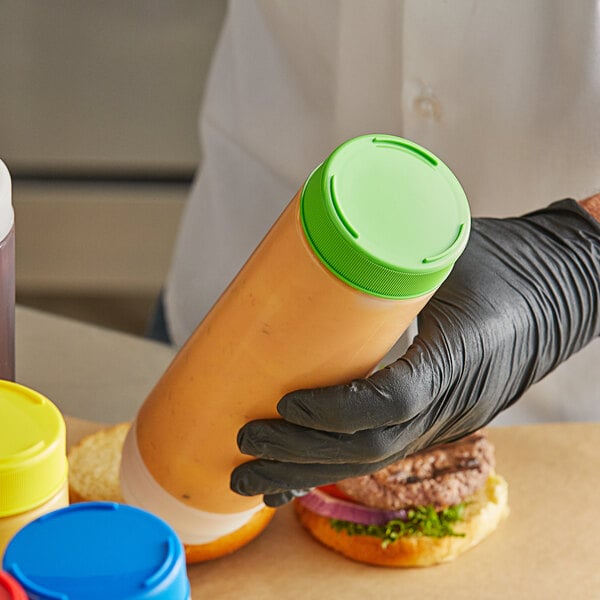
[0,161,14,382]
[121,135,471,545]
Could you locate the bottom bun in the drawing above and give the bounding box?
[294,472,509,567]
[184,505,275,563]
[68,422,275,563]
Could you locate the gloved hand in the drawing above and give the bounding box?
[231,199,600,506]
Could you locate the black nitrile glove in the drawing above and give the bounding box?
[231,199,600,506]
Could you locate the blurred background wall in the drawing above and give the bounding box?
[0,0,227,335]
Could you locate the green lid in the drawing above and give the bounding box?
[300,134,471,299]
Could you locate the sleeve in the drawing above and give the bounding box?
[164,0,404,346]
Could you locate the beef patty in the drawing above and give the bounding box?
[336,431,495,511]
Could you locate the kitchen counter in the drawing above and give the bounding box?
[16,306,600,599]
[16,305,175,423]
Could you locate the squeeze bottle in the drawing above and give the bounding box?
[0,161,14,382]
[121,134,471,545]
[0,381,69,555]
[3,503,190,600]
[0,572,26,600]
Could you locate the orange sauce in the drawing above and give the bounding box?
[136,191,432,514]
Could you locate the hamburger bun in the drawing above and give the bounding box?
[67,422,274,563]
[68,422,129,504]
[295,471,508,567]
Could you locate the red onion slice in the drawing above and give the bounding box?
[297,488,407,525]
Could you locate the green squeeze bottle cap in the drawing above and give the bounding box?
[300,134,471,299]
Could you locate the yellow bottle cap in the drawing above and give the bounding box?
[0,381,67,517]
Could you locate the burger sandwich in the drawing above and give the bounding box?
[294,430,508,567]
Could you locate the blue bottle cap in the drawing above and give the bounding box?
[2,502,190,600]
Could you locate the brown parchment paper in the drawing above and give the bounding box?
[66,419,600,600]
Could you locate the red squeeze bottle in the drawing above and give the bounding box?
[0,572,27,600]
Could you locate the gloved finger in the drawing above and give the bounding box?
[263,489,310,507]
[238,419,421,464]
[277,352,435,434]
[231,455,399,497]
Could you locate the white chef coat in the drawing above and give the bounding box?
[165,0,600,425]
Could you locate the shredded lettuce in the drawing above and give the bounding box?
[329,503,466,548]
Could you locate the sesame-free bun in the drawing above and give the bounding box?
[294,472,509,567]
[183,504,275,563]
[68,422,129,504]
[67,422,274,563]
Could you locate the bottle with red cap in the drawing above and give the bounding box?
[0,572,26,600]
